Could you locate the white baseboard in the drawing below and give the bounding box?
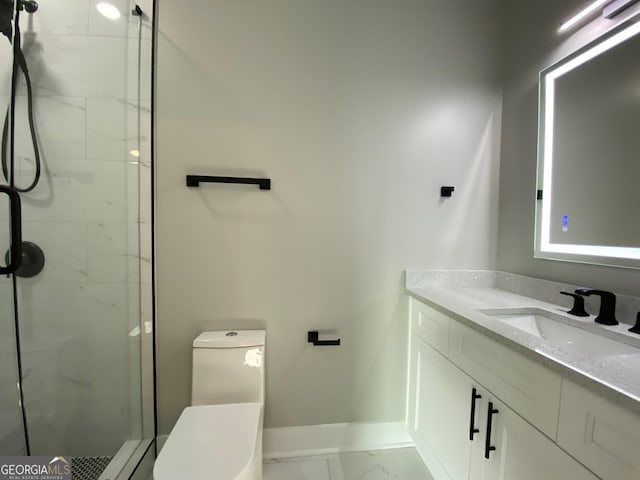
[263,421,413,459]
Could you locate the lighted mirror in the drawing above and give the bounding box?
[535,18,640,268]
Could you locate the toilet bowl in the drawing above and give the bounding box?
[153,330,266,480]
[154,403,262,480]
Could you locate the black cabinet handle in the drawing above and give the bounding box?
[186,175,271,190]
[307,331,340,346]
[469,387,482,441]
[484,401,499,459]
[0,185,21,275]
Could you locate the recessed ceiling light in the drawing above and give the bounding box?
[129,149,140,158]
[96,2,121,20]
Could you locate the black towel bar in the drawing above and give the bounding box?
[186,175,271,190]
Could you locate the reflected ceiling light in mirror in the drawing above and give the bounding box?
[559,0,610,33]
[96,2,121,20]
[540,20,640,260]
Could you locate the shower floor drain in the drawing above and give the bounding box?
[72,456,112,480]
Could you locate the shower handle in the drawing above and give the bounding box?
[0,185,22,274]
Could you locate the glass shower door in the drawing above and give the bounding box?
[0,6,27,456]
[0,197,26,456]
[0,0,154,475]
[11,0,148,460]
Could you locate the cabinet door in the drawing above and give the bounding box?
[558,380,640,480]
[448,321,562,438]
[469,394,598,480]
[409,335,475,480]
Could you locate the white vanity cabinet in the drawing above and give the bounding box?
[408,297,599,480]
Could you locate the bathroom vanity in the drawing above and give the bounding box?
[405,271,640,480]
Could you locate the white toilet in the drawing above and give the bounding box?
[154,330,266,480]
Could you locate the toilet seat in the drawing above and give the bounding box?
[154,403,262,480]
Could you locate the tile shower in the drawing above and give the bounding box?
[0,0,154,478]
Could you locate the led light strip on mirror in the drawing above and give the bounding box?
[539,19,640,261]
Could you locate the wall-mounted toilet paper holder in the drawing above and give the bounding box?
[307,331,341,346]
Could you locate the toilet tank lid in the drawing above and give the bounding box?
[193,330,266,348]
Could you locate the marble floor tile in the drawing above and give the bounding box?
[146,448,433,480]
[327,448,433,480]
[264,448,433,480]
[264,458,331,480]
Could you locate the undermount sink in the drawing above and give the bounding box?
[478,307,640,358]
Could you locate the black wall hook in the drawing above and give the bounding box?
[441,186,455,197]
[307,331,341,346]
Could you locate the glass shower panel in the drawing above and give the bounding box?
[130,2,154,443]
[0,9,26,456]
[9,0,148,468]
[0,212,25,455]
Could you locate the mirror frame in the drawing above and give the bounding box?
[535,16,640,269]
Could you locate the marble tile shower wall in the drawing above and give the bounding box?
[0,0,152,456]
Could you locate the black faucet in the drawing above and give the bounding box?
[629,313,640,335]
[574,289,618,326]
[559,292,589,316]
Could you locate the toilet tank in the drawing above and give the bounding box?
[191,330,265,406]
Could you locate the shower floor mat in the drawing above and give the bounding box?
[72,456,113,480]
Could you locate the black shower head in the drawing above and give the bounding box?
[0,0,38,42]
[19,0,37,13]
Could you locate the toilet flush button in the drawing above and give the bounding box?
[226,331,238,337]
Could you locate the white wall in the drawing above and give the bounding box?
[497,0,640,296]
[156,0,502,434]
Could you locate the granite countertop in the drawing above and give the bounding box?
[405,271,640,415]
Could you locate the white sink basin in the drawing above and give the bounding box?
[479,307,640,358]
